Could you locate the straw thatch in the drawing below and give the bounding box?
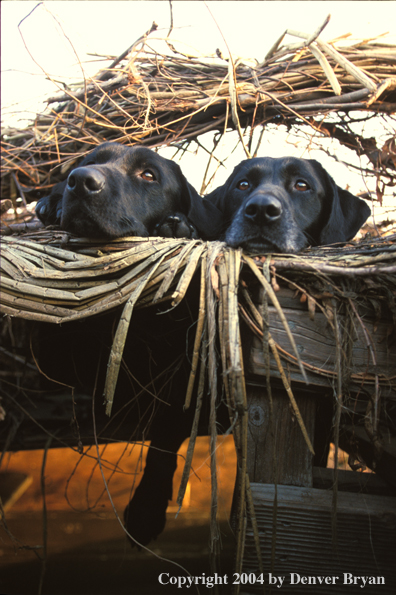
[1,228,396,570]
[1,229,395,432]
[1,22,396,204]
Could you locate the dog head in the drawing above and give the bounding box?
[209,156,371,253]
[36,143,200,239]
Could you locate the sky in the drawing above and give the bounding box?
[1,1,395,217]
[3,1,395,114]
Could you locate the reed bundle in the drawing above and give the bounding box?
[1,228,396,569]
[2,230,395,319]
[1,24,395,202]
[1,229,395,424]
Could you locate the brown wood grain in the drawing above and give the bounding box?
[246,386,316,487]
[248,305,396,398]
[241,483,396,594]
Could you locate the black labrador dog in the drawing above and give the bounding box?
[208,156,371,252]
[34,142,225,550]
[36,142,223,241]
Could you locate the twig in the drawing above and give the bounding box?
[203,1,251,159]
[331,302,342,550]
[184,253,207,410]
[97,21,158,80]
[38,435,53,595]
[176,326,207,509]
[287,28,377,91]
[305,14,331,47]
[243,254,308,383]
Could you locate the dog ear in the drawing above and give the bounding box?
[182,179,224,241]
[172,166,224,241]
[204,185,227,210]
[35,180,66,226]
[312,162,371,245]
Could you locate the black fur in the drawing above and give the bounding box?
[208,157,371,252]
[36,142,223,241]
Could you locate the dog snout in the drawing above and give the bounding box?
[244,194,282,225]
[67,167,105,197]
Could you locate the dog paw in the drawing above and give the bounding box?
[154,214,198,239]
[36,195,63,226]
[123,489,168,548]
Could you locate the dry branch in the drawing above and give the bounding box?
[1,29,395,201]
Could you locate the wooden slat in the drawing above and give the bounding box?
[248,305,396,397]
[246,386,316,486]
[313,466,396,496]
[241,483,396,594]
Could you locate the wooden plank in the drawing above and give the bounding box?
[247,305,396,397]
[241,483,396,595]
[246,386,316,486]
[313,466,396,496]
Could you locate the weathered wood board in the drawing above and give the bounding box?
[246,385,316,487]
[241,483,396,595]
[240,286,396,595]
[313,466,396,496]
[247,289,395,399]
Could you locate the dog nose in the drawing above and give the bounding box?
[244,194,282,225]
[67,167,105,197]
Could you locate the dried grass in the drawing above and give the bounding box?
[1,229,395,444]
[1,226,396,573]
[1,25,395,204]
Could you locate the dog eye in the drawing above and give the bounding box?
[295,180,310,191]
[237,180,250,190]
[141,170,156,182]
